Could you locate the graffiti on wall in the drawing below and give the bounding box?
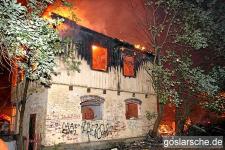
[81,121,113,139]
[59,120,126,140]
[62,122,80,135]
[46,113,81,120]
[46,118,130,142]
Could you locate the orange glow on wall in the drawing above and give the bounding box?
[123,56,135,77]
[0,139,9,150]
[0,114,11,123]
[91,45,108,71]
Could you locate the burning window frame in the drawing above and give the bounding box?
[123,55,135,77]
[91,44,108,72]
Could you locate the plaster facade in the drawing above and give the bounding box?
[22,57,157,147]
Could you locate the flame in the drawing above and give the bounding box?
[92,45,98,51]
[0,114,11,122]
[42,0,74,32]
[42,0,150,50]
[134,44,146,51]
[141,46,146,50]
[42,0,75,21]
[134,44,141,49]
[158,122,175,135]
[42,0,91,31]
[184,117,192,132]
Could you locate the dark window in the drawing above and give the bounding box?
[29,114,36,150]
[91,45,108,71]
[80,95,105,120]
[125,99,142,119]
[123,55,135,77]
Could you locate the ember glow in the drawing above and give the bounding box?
[0,114,11,122]
[184,117,192,132]
[158,123,175,136]
[42,0,108,33]
[134,44,146,51]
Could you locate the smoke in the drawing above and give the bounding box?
[43,0,150,49]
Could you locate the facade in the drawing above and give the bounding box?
[11,15,157,149]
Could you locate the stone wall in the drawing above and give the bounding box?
[22,57,157,147]
[41,58,157,146]
[11,81,48,137]
[43,84,156,146]
[22,84,48,137]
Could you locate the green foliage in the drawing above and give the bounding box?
[61,0,72,7]
[150,51,219,107]
[203,95,225,114]
[0,0,79,86]
[60,39,81,73]
[210,66,225,91]
[144,0,225,114]
[151,65,180,105]
[0,0,62,86]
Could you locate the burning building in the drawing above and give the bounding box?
[9,13,157,149]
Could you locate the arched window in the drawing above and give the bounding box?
[80,95,105,120]
[125,98,142,119]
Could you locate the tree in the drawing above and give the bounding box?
[0,0,75,148]
[130,0,225,136]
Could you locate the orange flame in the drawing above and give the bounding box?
[158,121,175,136]
[42,0,91,31]
[134,44,146,51]
[0,114,11,122]
[184,117,192,132]
[42,0,150,50]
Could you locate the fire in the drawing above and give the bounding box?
[42,0,150,50]
[134,44,146,51]
[158,122,175,136]
[0,114,11,122]
[92,45,98,51]
[42,0,74,21]
[184,117,192,132]
[42,0,91,30]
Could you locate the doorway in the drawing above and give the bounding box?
[28,114,36,150]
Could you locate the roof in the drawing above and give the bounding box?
[51,13,153,56]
